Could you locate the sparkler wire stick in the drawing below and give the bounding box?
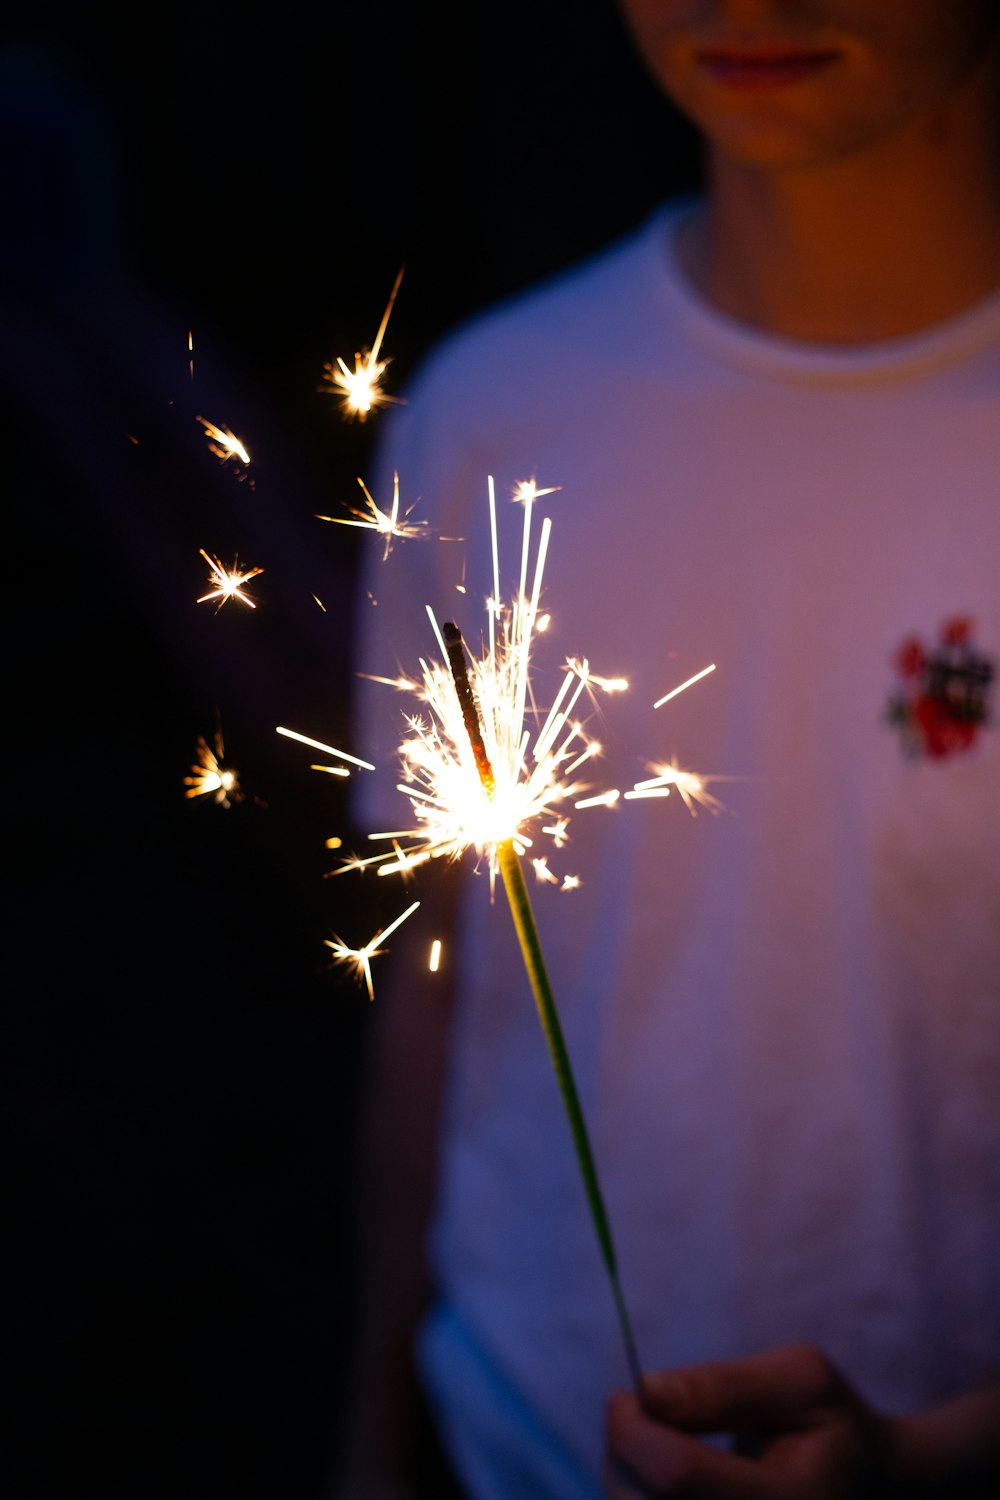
[443,621,644,1397]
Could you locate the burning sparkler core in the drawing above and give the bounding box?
[355,480,626,889]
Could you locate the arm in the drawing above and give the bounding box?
[605,1343,1000,1499]
[334,868,463,1500]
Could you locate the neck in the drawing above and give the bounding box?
[680,64,1000,342]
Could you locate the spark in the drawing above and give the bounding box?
[573,789,621,810]
[561,874,581,892]
[512,478,561,506]
[653,662,716,709]
[310,763,350,778]
[195,415,251,468]
[188,329,194,381]
[275,725,376,772]
[542,816,569,847]
[429,939,442,972]
[312,594,327,612]
[196,548,263,611]
[324,899,420,1001]
[321,266,404,420]
[183,729,240,806]
[360,479,626,890]
[325,837,343,849]
[625,761,726,816]
[317,472,428,560]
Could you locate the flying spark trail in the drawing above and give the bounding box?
[275,725,376,771]
[196,549,263,610]
[317,472,428,560]
[321,266,404,420]
[653,662,716,708]
[195,416,251,468]
[625,762,727,816]
[183,729,240,806]
[324,900,421,1001]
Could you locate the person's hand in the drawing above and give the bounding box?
[605,1343,894,1498]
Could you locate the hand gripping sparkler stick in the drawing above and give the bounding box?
[443,620,644,1397]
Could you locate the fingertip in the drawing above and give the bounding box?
[606,1387,637,1442]
[640,1369,685,1416]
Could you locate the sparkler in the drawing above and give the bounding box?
[444,613,643,1394]
[195,416,251,469]
[321,266,404,420]
[335,478,720,1391]
[346,480,654,1390]
[316,472,428,560]
[183,729,240,806]
[196,548,264,611]
[324,900,420,1001]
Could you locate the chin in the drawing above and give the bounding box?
[693,107,866,172]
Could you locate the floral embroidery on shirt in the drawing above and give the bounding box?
[886,617,994,760]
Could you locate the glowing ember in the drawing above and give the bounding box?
[195,416,251,468]
[183,730,240,806]
[321,266,404,420]
[317,472,428,560]
[324,899,421,1001]
[196,548,263,611]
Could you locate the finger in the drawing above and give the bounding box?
[607,1391,788,1498]
[635,1346,849,1433]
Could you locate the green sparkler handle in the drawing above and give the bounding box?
[442,619,643,1395]
[496,839,644,1396]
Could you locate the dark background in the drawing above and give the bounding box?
[5,4,700,1496]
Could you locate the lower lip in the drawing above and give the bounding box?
[697,54,839,90]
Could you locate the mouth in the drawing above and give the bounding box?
[695,45,841,91]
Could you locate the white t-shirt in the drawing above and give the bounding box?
[354,200,1000,1500]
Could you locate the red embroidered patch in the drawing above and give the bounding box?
[887,617,994,760]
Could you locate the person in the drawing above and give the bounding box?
[339,3,1000,1497]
